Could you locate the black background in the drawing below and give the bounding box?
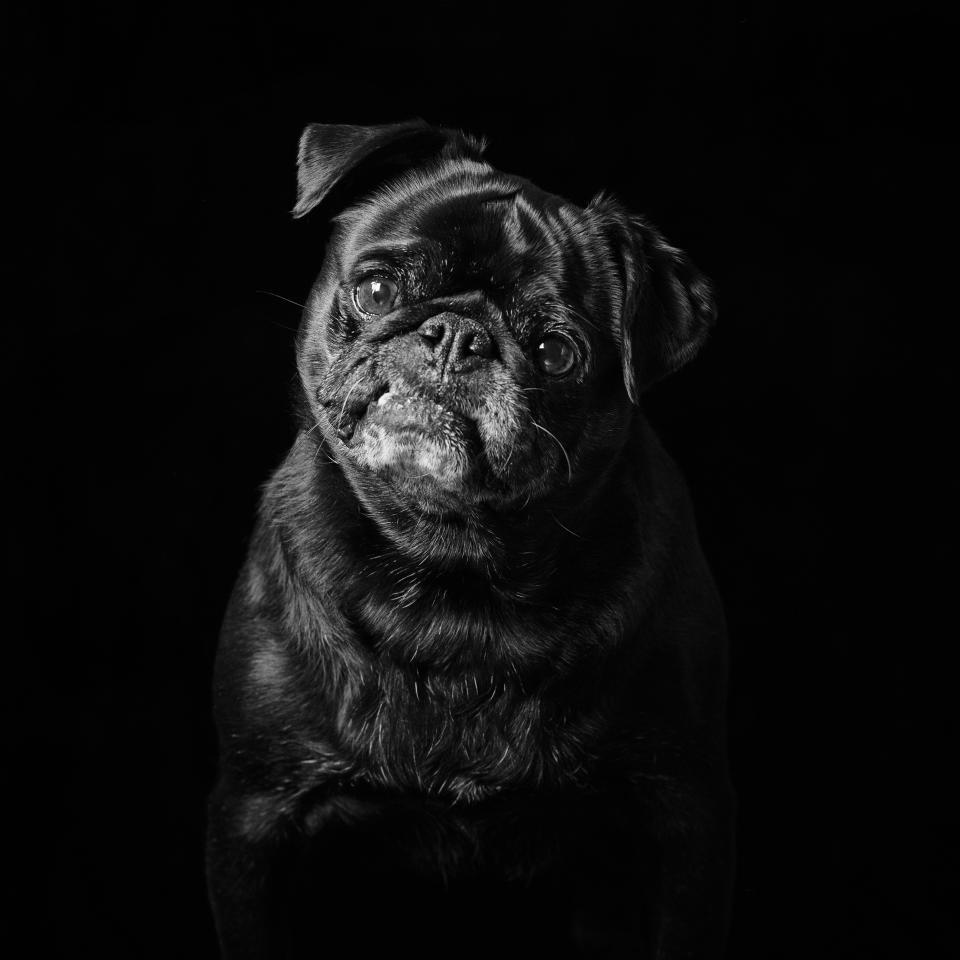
[29,1,956,957]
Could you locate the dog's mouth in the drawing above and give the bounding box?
[339,384,481,488]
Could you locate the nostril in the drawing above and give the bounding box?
[418,321,445,344]
[464,330,494,359]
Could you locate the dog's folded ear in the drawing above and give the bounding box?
[591,197,717,400]
[293,120,486,219]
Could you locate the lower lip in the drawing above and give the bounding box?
[357,393,479,447]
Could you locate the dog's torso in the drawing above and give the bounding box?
[207,121,733,960]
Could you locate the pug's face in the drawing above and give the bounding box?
[293,123,715,518]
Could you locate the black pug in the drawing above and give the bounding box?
[207,120,734,960]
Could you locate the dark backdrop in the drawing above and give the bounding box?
[32,1,956,957]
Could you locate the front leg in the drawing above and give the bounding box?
[643,776,736,960]
[206,784,301,959]
[207,783,434,958]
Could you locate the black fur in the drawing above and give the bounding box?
[207,120,734,959]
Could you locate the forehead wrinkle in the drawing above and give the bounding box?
[369,177,539,290]
[510,198,613,340]
[494,196,525,267]
[553,204,603,318]
[355,160,511,244]
[514,192,568,290]
[574,204,624,333]
[403,177,530,250]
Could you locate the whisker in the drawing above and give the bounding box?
[338,379,363,428]
[530,419,573,483]
[256,290,307,309]
[549,511,583,539]
[267,319,299,333]
[313,441,337,466]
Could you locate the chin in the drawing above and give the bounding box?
[350,389,476,491]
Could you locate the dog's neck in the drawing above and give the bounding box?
[259,424,662,673]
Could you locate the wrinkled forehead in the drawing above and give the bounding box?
[333,158,612,301]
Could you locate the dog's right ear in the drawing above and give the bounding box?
[293,121,486,219]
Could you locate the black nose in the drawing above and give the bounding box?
[417,313,495,373]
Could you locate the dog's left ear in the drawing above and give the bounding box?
[293,120,486,219]
[591,197,717,400]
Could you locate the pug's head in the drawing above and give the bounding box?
[293,121,715,523]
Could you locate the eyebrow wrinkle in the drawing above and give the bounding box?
[478,188,522,206]
[514,192,567,287]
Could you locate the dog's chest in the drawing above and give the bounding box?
[336,668,601,802]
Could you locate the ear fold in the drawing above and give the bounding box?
[591,197,717,400]
[293,120,486,219]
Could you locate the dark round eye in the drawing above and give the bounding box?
[354,276,399,316]
[535,334,576,376]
